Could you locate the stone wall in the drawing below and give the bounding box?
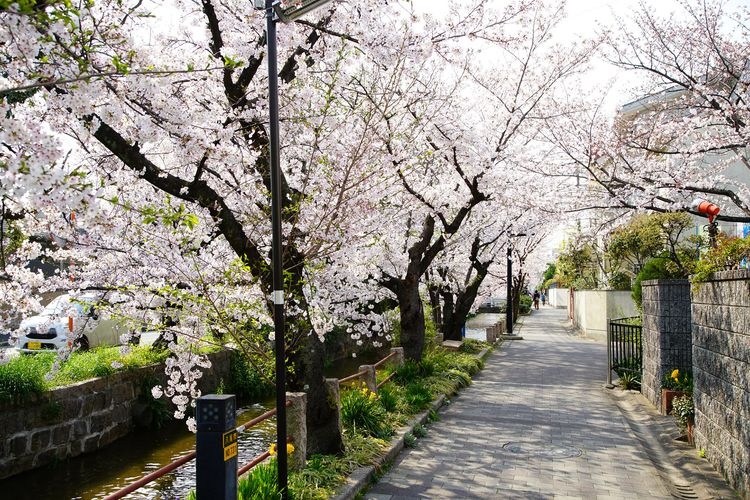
[641,280,692,411]
[0,350,230,480]
[692,270,750,498]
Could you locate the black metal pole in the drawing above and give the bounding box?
[265,2,288,497]
[506,246,513,334]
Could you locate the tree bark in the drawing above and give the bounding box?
[396,276,425,361]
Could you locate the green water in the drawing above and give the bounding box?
[0,402,275,500]
[0,352,388,499]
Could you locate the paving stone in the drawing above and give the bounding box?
[364,308,735,499]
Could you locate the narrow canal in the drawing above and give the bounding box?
[0,352,383,499]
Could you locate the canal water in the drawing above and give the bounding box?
[0,403,275,500]
[0,352,385,499]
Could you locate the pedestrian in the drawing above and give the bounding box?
[541,291,546,306]
[533,290,540,310]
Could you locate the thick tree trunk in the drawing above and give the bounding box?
[427,284,442,331]
[293,330,343,455]
[285,253,344,456]
[441,266,488,341]
[397,277,425,362]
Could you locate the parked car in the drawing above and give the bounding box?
[16,293,127,353]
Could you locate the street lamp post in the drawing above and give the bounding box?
[257,0,334,497]
[505,233,527,335]
[506,247,513,334]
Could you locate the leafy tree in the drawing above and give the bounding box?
[606,212,697,279]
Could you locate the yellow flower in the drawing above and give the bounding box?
[368,391,377,401]
[269,442,295,456]
[671,369,680,380]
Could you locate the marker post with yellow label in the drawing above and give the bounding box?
[196,394,237,499]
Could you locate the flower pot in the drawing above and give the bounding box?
[661,388,686,415]
[686,419,695,446]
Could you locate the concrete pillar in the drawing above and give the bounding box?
[485,326,496,343]
[641,279,691,413]
[285,392,306,471]
[389,347,405,367]
[358,365,377,393]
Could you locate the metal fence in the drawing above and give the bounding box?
[607,317,642,384]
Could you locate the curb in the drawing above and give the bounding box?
[330,394,448,500]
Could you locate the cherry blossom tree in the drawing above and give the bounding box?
[542,0,750,224]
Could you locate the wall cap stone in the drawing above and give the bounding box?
[695,269,750,282]
[641,279,690,287]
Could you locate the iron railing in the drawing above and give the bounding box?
[607,317,643,385]
[104,400,291,500]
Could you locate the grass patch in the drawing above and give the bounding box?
[0,353,53,403]
[0,345,171,402]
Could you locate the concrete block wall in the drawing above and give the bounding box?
[641,280,692,411]
[572,290,638,341]
[692,270,750,498]
[0,350,230,480]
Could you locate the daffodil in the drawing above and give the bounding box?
[269,442,295,456]
[671,369,680,380]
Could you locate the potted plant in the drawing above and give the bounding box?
[661,369,692,415]
[671,394,695,445]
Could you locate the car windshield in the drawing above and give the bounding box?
[41,296,88,317]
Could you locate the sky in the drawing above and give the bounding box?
[410,0,750,114]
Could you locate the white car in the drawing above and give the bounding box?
[17,293,126,353]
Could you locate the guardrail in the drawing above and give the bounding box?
[104,400,292,500]
[339,349,401,390]
[607,317,643,386]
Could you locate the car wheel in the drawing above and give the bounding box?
[74,335,90,351]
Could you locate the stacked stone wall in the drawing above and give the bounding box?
[692,270,750,498]
[641,280,692,410]
[0,350,230,480]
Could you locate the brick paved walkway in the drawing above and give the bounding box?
[365,307,681,499]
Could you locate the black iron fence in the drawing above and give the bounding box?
[607,317,642,384]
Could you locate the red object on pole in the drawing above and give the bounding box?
[692,199,721,222]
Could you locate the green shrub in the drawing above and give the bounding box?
[403,432,416,448]
[228,350,274,403]
[632,257,682,309]
[671,394,694,427]
[692,234,750,285]
[519,295,532,314]
[237,457,282,500]
[618,372,641,391]
[340,385,392,438]
[458,339,487,354]
[0,353,53,402]
[412,423,427,438]
[404,382,432,412]
[393,360,421,385]
[376,383,404,413]
[444,369,472,388]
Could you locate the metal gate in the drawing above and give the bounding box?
[607,317,642,383]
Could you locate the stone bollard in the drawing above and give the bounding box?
[389,347,405,367]
[358,365,378,394]
[486,326,496,343]
[496,320,506,337]
[434,332,444,345]
[285,392,307,471]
